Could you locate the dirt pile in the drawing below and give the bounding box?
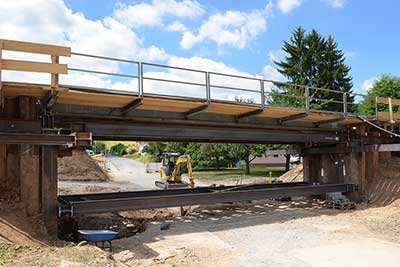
[279,164,303,182]
[367,159,400,205]
[58,150,109,182]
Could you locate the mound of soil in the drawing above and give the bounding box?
[279,164,303,182]
[58,150,109,182]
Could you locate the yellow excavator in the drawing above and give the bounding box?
[155,152,195,189]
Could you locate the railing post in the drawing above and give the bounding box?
[343,92,348,116]
[260,80,265,108]
[51,55,59,88]
[375,96,379,120]
[205,72,211,103]
[388,97,394,124]
[305,86,310,110]
[138,62,143,99]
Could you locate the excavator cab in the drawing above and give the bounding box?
[155,152,194,189]
[161,152,180,176]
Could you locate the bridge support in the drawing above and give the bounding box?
[303,145,380,202]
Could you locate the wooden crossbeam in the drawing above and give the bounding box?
[2,59,68,74]
[236,109,264,121]
[277,112,308,125]
[314,117,346,127]
[121,98,143,114]
[1,39,71,56]
[183,104,209,118]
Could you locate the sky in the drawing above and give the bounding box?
[0,0,398,100]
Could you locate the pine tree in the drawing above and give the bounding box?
[271,27,353,112]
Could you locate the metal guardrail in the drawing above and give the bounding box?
[67,51,367,115]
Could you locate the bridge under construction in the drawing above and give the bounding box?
[0,39,399,235]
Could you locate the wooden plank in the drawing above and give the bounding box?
[2,59,68,74]
[377,111,400,121]
[376,96,400,106]
[1,39,71,56]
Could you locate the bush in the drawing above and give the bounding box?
[92,141,106,154]
[110,143,127,156]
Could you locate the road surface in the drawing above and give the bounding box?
[107,156,160,190]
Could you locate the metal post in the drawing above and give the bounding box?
[305,86,310,110]
[205,72,211,103]
[375,97,379,120]
[138,62,143,99]
[260,80,265,108]
[343,92,348,116]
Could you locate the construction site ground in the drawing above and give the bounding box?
[1,155,400,266]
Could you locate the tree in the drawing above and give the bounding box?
[359,75,400,115]
[201,143,228,170]
[92,141,106,154]
[228,144,270,175]
[272,27,353,112]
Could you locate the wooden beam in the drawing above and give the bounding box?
[2,59,68,74]
[121,98,142,114]
[51,56,59,88]
[41,145,58,236]
[236,109,264,121]
[376,96,400,106]
[184,104,209,118]
[1,39,71,56]
[278,112,308,125]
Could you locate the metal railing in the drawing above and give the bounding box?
[62,51,367,115]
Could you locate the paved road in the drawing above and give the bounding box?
[107,156,160,190]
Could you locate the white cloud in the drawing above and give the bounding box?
[167,21,188,32]
[362,77,376,91]
[277,0,301,14]
[114,0,204,28]
[180,3,273,50]
[0,0,272,103]
[263,65,284,81]
[345,51,356,58]
[325,0,347,8]
[268,49,285,63]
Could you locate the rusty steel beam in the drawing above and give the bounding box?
[58,183,356,215]
[236,109,264,121]
[0,133,74,145]
[278,112,308,125]
[183,104,209,118]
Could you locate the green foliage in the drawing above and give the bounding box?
[92,141,106,154]
[110,143,127,156]
[272,27,353,112]
[143,142,166,156]
[359,75,400,115]
[227,144,270,174]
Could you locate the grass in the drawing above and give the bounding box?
[101,141,138,150]
[0,242,15,264]
[194,166,287,183]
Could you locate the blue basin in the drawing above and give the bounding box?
[78,230,118,242]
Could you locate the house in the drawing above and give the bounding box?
[251,149,298,170]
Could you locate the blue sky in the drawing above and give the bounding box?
[1,0,399,95]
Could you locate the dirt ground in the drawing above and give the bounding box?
[2,158,400,266]
[58,150,109,182]
[109,199,400,267]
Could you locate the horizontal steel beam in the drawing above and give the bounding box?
[0,133,74,145]
[58,183,355,215]
[302,143,400,155]
[83,121,341,144]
